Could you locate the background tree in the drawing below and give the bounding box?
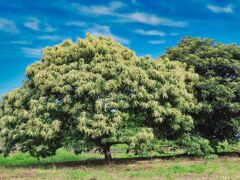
[163,37,240,144]
[0,34,198,160]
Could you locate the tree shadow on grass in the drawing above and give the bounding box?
[2,151,240,169]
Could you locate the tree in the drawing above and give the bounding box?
[163,36,240,144]
[0,34,198,160]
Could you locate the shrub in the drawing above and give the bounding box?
[179,135,214,156]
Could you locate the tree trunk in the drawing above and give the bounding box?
[103,144,112,161]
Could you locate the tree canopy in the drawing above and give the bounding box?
[0,34,199,160]
[163,36,240,143]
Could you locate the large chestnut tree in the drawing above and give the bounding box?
[0,34,198,160]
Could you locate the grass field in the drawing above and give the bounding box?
[0,146,240,180]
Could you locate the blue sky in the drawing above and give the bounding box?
[0,0,240,96]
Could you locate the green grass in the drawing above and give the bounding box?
[0,145,137,167]
[1,154,240,179]
[0,145,240,179]
[0,148,103,167]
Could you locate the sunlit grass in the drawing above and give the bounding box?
[0,144,240,179]
[0,148,103,167]
[1,157,240,179]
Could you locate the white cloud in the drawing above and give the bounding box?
[207,4,233,14]
[134,29,165,36]
[86,24,129,44]
[21,47,42,58]
[66,21,87,27]
[72,2,186,28]
[24,17,56,32]
[23,17,40,31]
[73,1,125,16]
[117,12,187,27]
[10,40,32,45]
[148,40,166,45]
[66,21,128,43]
[112,35,130,45]
[37,35,62,41]
[0,18,19,33]
[86,24,110,37]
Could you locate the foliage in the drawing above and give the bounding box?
[216,140,240,153]
[151,139,178,155]
[178,134,214,156]
[128,128,154,156]
[163,36,240,142]
[0,88,63,158]
[216,141,232,153]
[0,34,198,160]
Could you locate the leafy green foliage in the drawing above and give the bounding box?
[164,36,240,142]
[216,140,240,153]
[178,135,214,156]
[0,89,63,158]
[128,128,154,156]
[0,34,198,159]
